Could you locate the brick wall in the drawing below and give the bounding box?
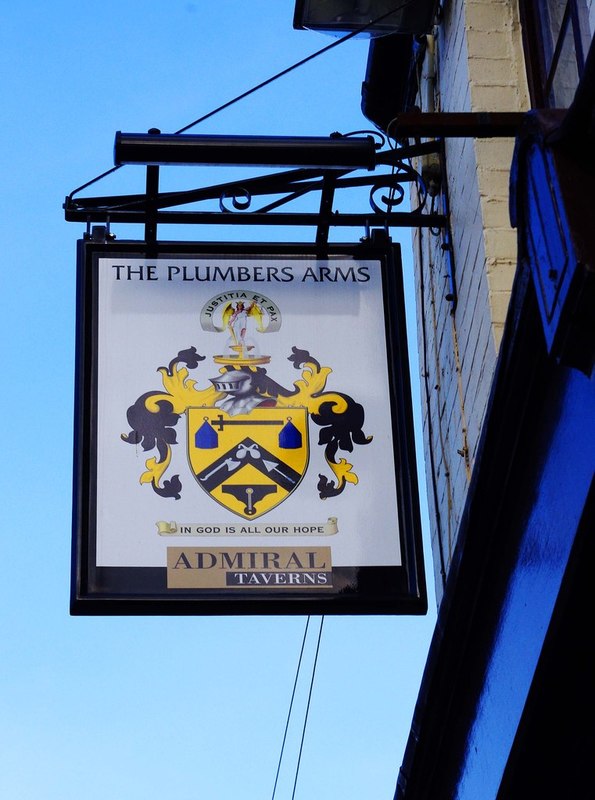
[413,0,529,603]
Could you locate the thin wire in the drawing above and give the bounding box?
[270,616,311,800]
[291,615,325,800]
[174,2,414,134]
[68,1,415,200]
[68,164,122,201]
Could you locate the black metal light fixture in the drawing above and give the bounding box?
[114,132,378,169]
[293,0,439,38]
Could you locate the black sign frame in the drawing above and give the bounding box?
[72,237,426,615]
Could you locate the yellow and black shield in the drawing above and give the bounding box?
[187,407,309,519]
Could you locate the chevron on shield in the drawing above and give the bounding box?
[187,407,309,519]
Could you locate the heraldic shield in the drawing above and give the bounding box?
[187,407,309,519]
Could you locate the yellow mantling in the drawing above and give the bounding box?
[329,458,359,487]
[141,364,221,487]
[146,365,221,414]
[275,361,348,416]
[137,357,356,490]
[140,449,171,487]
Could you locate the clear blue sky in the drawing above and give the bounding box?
[0,3,436,799]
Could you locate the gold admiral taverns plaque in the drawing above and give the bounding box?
[167,547,333,590]
[72,241,427,615]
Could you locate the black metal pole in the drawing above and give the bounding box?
[144,129,161,244]
[385,111,526,138]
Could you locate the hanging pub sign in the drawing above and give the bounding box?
[72,239,426,614]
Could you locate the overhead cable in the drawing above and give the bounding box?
[68,2,415,200]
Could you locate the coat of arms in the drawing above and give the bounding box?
[122,290,371,520]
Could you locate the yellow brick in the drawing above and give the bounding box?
[486,257,517,292]
[474,138,516,169]
[467,57,517,85]
[489,290,513,325]
[483,228,518,260]
[467,30,511,60]
[470,83,523,112]
[476,166,511,196]
[481,197,513,229]
[492,322,506,352]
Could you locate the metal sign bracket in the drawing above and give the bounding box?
[64,132,450,246]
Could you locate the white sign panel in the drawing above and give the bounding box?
[72,242,426,614]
